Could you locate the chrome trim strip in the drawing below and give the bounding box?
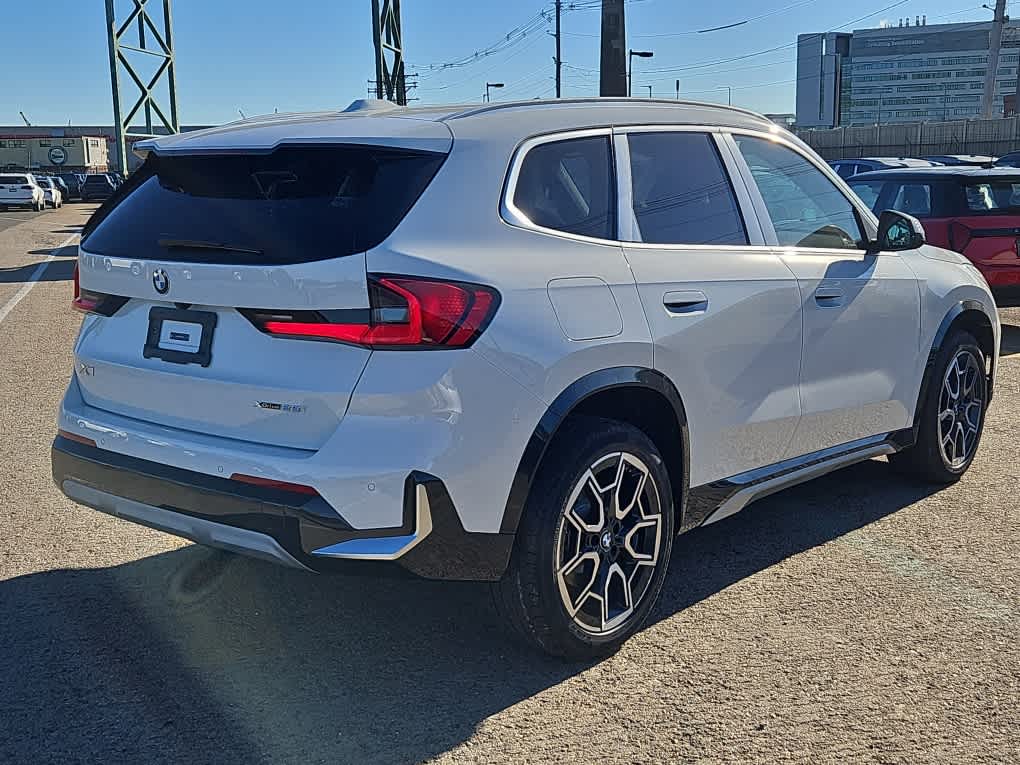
[311,484,434,560]
[699,435,895,526]
[62,481,312,571]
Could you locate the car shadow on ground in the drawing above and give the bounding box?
[0,259,75,284]
[0,460,940,764]
[27,245,79,258]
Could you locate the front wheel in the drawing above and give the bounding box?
[493,417,675,659]
[890,329,987,483]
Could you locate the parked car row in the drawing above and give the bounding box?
[0,172,123,210]
[827,154,1019,180]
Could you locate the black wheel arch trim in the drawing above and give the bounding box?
[499,366,691,535]
[914,300,995,435]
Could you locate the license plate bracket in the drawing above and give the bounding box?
[143,307,217,367]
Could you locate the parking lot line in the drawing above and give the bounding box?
[0,233,77,326]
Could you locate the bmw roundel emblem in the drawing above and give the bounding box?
[152,268,170,295]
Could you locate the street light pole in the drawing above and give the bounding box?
[645,85,653,98]
[628,49,653,97]
[721,86,732,105]
[485,82,504,103]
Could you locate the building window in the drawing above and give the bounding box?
[39,139,51,147]
[897,59,926,69]
[63,139,75,146]
[912,71,953,80]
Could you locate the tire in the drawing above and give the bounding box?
[889,329,987,483]
[493,416,675,659]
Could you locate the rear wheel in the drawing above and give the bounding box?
[890,329,987,483]
[493,417,674,659]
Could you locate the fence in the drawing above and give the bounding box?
[796,117,1020,160]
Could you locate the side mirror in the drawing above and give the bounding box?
[870,209,926,253]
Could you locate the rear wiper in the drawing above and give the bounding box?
[158,238,263,256]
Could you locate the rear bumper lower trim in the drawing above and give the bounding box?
[61,480,311,570]
[51,436,515,580]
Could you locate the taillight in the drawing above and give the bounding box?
[244,275,500,350]
[72,262,128,316]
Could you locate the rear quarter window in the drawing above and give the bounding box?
[81,145,446,265]
[963,180,1020,212]
[511,135,615,240]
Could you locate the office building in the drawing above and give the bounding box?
[797,17,1020,127]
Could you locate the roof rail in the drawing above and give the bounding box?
[447,97,769,122]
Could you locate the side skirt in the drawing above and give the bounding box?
[684,430,913,529]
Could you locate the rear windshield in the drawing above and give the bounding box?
[84,175,112,185]
[0,175,28,185]
[963,180,1020,212]
[81,145,446,264]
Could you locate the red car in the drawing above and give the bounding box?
[850,167,1020,306]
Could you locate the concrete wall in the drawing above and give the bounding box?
[797,117,1020,159]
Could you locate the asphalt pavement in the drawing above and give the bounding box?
[0,205,1017,764]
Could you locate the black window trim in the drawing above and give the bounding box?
[501,127,619,245]
[724,128,880,252]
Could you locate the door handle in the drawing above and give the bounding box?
[814,286,844,306]
[663,290,709,315]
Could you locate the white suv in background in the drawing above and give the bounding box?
[35,176,63,208]
[0,173,45,211]
[53,99,999,659]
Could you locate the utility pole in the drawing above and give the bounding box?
[600,0,627,96]
[554,0,562,98]
[980,0,1007,119]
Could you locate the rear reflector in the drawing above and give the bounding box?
[246,274,500,350]
[230,473,320,496]
[58,429,97,447]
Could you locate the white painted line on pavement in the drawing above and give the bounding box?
[0,233,78,326]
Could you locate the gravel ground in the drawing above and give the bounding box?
[0,206,1017,764]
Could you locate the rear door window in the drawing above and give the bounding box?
[626,131,747,246]
[81,145,447,264]
[512,135,615,239]
[734,135,864,250]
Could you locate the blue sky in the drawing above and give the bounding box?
[1,0,990,126]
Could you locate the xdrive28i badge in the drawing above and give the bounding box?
[152,268,170,295]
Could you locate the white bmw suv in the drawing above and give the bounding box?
[54,99,999,658]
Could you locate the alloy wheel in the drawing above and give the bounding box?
[554,451,664,635]
[937,349,984,469]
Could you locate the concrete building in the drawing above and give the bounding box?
[0,135,109,173]
[797,17,1020,127]
[0,125,210,173]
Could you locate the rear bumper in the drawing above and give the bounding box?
[52,435,514,580]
